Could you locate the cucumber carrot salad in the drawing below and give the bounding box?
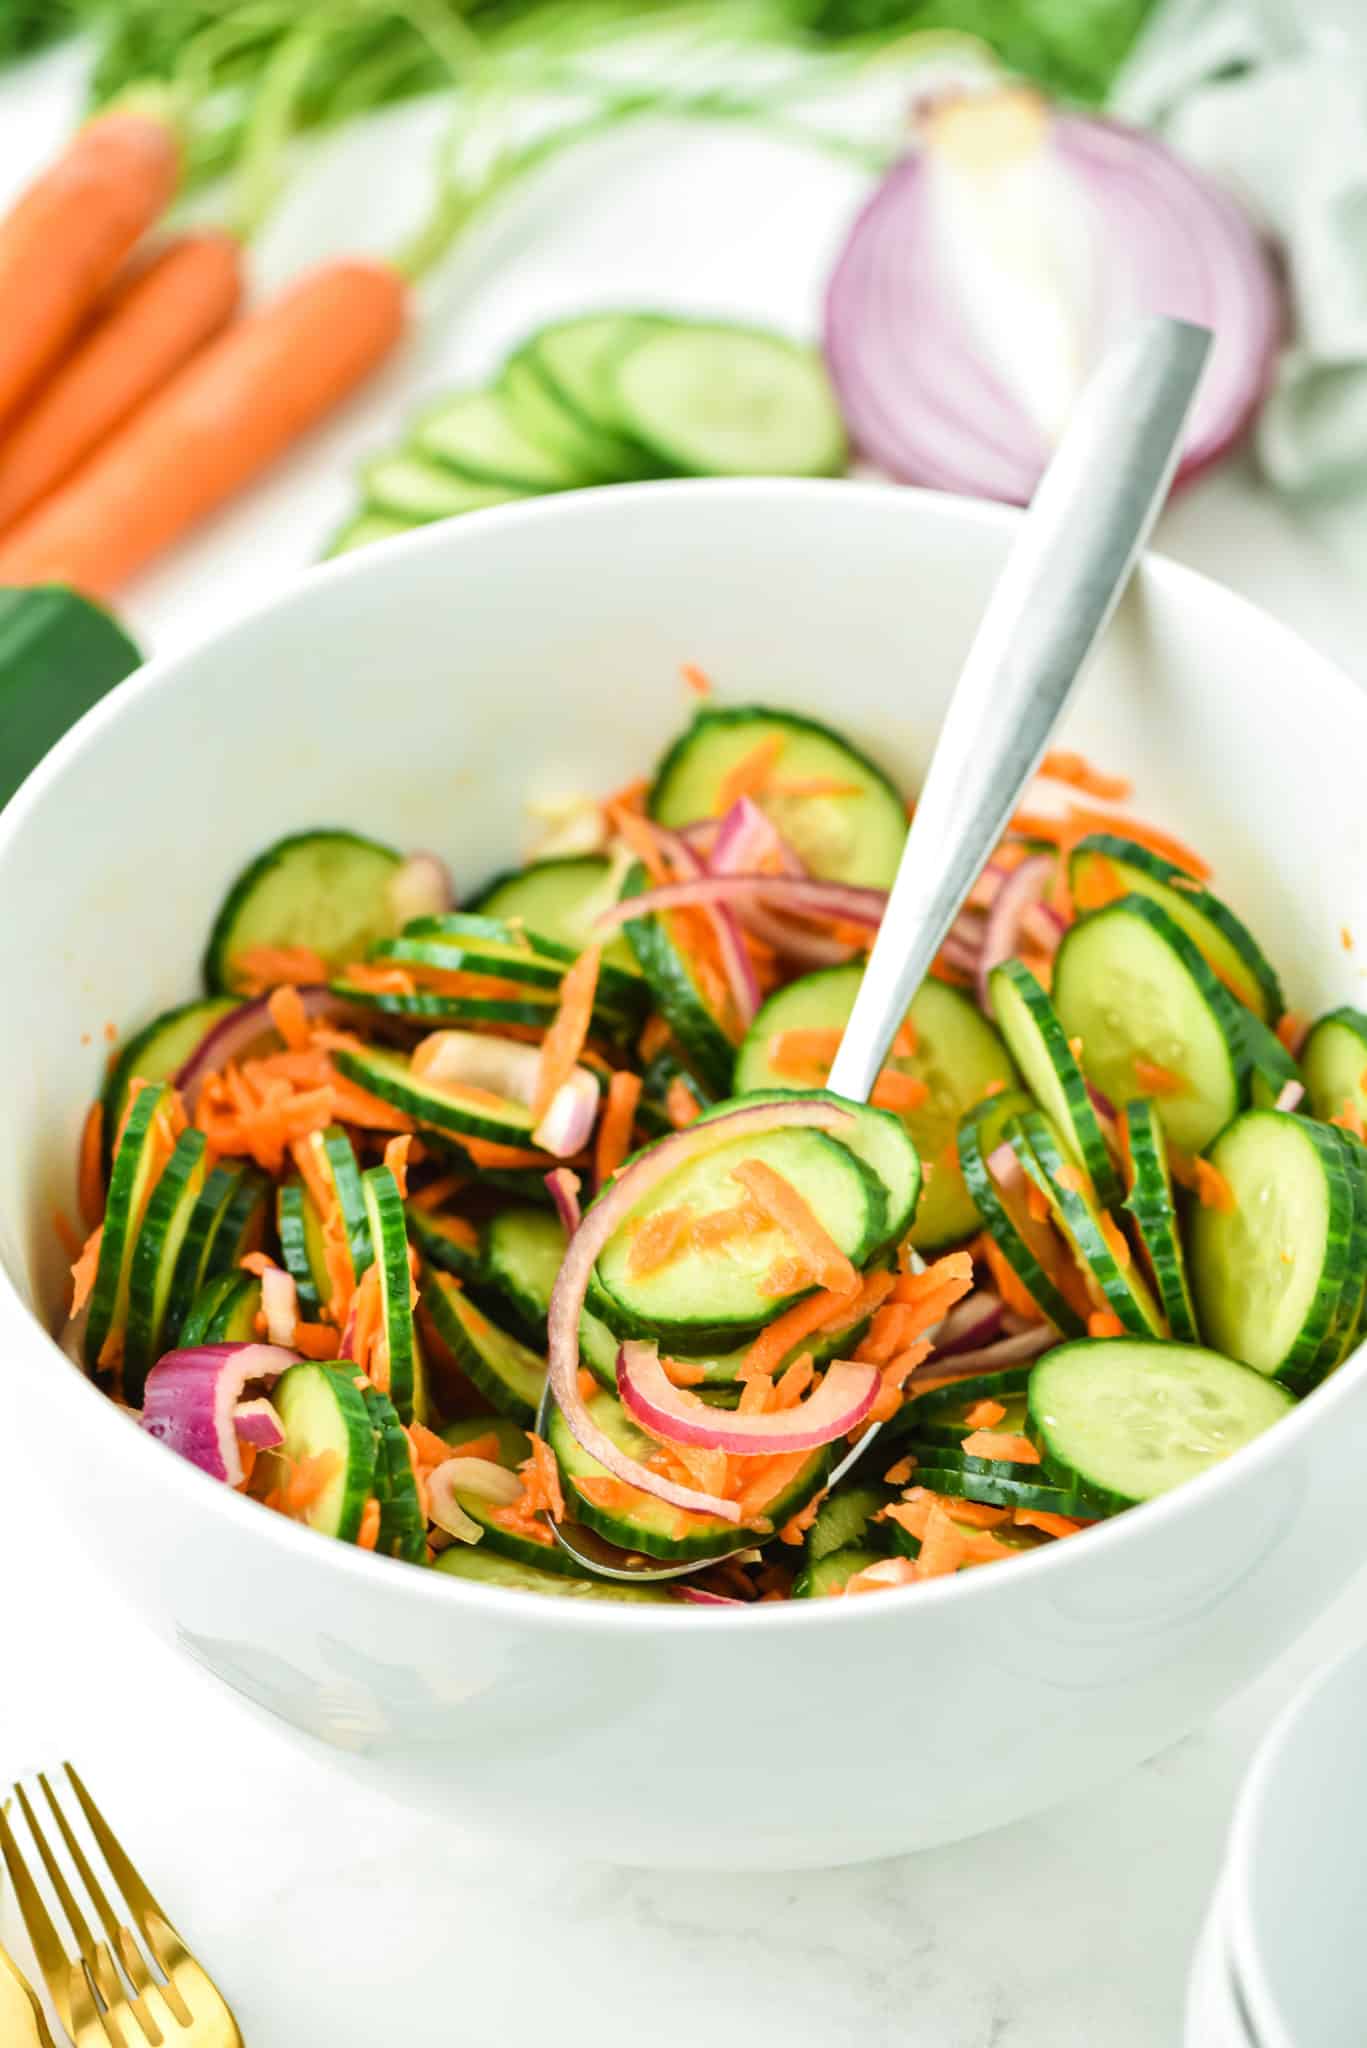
[64,691,1367,1605]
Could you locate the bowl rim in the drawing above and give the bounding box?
[1223,1631,1367,2048]
[4,475,1366,1637]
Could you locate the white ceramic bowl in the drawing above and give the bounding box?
[1186,1868,1256,2048]
[1224,1636,1367,2047]
[3,481,1367,1873]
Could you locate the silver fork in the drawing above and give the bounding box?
[0,1764,242,2047]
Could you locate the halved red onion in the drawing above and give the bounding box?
[234,1396,285,1450]
[933,1289,1006,1356]
[976,853,1054,1008]
[175,988,358,1113]
[909,1323,1056,1384]
[142,1343,298,1484]
[389,851,454,927]
[426,1462,484,1543]
[545,1167,583,1235]
[824,87,1280,502]
[260,1265,299,1349]
[411,1029,597,1160]
[1275,1080,1305,1113]
[596,873,886,933]
[618,1340,878,1456]
[547,1097,860,1522]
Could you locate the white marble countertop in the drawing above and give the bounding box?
[5,42,1367,2047]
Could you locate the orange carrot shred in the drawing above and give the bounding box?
[730,1156,857,1294]
[1100,1215,1131,1269]
[1332,1101,1366,1142]
[665,1074,701,1130]
[1016,1508,1090,1538]
[595,1069,642,1184]
[964,1399,1005,1428]
[77,1099,105,1228]
[716,734,785,813]
[627,1205,695,1278]
[533,945,601,1120]
[383,1133,412,1197]
[1194,1158,1237,1213]
[870,1069,930,1114]
[1038,750,1131,800]
[960,1430,1039,1464]
[681,662,713,696]
[54,1209,83,1260]
[266,984,313,1051]
[1134,1056,1188,1097]
[1088,1310,1125,1338]
[356,1497,381,1550]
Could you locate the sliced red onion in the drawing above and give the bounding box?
[234,1396,285,1450]
[824,87,1280,502]
[617,1341,878,1456]
[908,1323,1057,1384]
[547,1097,860,1522]
[545,1167,582,1235]
[710,796,806,879]
[175,988,357,1113]
[434,1455,523,1506]
[142,1343,298,1484]
[976,853,1054,1008]
[1086,1080,1117,1122]
[933,1290,1006,1356]
[597,873,886,933]
[938,933,983,975]
[733,901,860,968]
[261,1265,299,1349]
[674,1586,748,1606]
[389,851,454,928]
[426,1462,484,1543]
[1275,1080,1305,1114]
[410,1029,597,1160]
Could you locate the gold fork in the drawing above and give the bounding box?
[1,1936,58,2047]
[0,1765,242,2047]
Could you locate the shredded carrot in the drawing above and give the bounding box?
[353,1497,381,1550]
[1039,750,1131,801]
[54,1208,83,1259]
[1016,1508,1089,1538]
[767,1028,839,1083]
[940,1497,1012,1530]
[972,1231,1046,1323]
[383,1133,412,1197]
[1055,1163,1092,1197]
[77,1099,105,1228]
[731,1156,857,1294]
[738,1276,866,1382]
[627,1205,695,1278]
[1276,1012,1308,1055]
[533,945,601,1120]
[843,1556,920,1596]
[960,1429,1039,1464]
[716,734,785,813]
[607,805,670,884]
[293,1321,342,1359]
[525,1433,566,1523]
[406,1172,468,1214]
[1134,1056,1188,1097]
[638,1013,673,1062]
[1194,1158,1237,1213]
[883,1456,914,1485]
[595,1069,642,1183]
[1088,1311,1125,1338]
[1100,1215,1131,1269]
[266,983,313,1051]
[1025,1183,1051,1226]
[964,1399,1006,1428]
[231,945,329,995]
[779,1493,823,1546]
[681,662,712,697]
[914,1501,967,1579]
[1342,926,1355,953]
[1332,1100,1366,1142]
[870,1070,930,1114]
[458,1136,553,1170]
[762,1254,816,1296]
[280,1450,341,1517]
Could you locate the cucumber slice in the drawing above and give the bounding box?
[199,1163,271,1283]
[483,1206,565,1339]
[903,1449,1101,1519]
[205,829,403,994]
[85,1083,176,1373]
[406,1203,483,1285]
[442,1415,531,1462]
[1069,834,1283,1022]
[360,1164,421,1425]
[1303,1007,1367,1127]
[988,960,1121,1209]
[323,511,415,559]
[1189,1109,1355,1389]
[360,1383,427,1564]
[1027,1339,1294,1511]
[910,1388,1029,1450]
[1052,895,1248,1156]
[180,1270,262,1344]
[637,1047,715,1139]
[123,1129,210,1398]
[413,387,589,492]
[611,324,846,478]
[101,996,235,1173]
[333,1042,540,1149]
[433,1545,671,1601]
[519,312,664,469]
[651,705,906,890]
[1237,1010,1304,1111]
[0,586,141,811]
[1317,1128,1367,1371]
[900,1363,1037,1422]
[707,1088,920,1253]
[361,452,527,523]
[956,1092,1089,1337]
[735,967,1014,1249]
[469,855,642,979]
[422,1274,544,1426]
[804,1483,889,1565]
[165,1161,252,1338]
[439,1417,581,1577]
[549,1385,828,1560]
[276,1180,327,1316]
[1120,1100,1200,1344]
[273,1363,378,1543]
[331,975,566,1036]
[500,354,637,484]
[577,1290,871,1393]
[592,1124,885,1347]
[619,860,736,1095]
[379,914,643,1017]
[1007,1109,1167,1339]
[793,1546,882,1598]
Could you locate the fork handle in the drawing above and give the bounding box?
[826,316,1210,1105]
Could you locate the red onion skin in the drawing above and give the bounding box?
[547,1097,862,1522]
[142,1343,297,1484]
[824,102,1280,502]
[617,1342,878,1457]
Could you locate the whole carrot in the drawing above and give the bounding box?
[0,260,408,599]
[0,111,180,432]
[0,232,243,535]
